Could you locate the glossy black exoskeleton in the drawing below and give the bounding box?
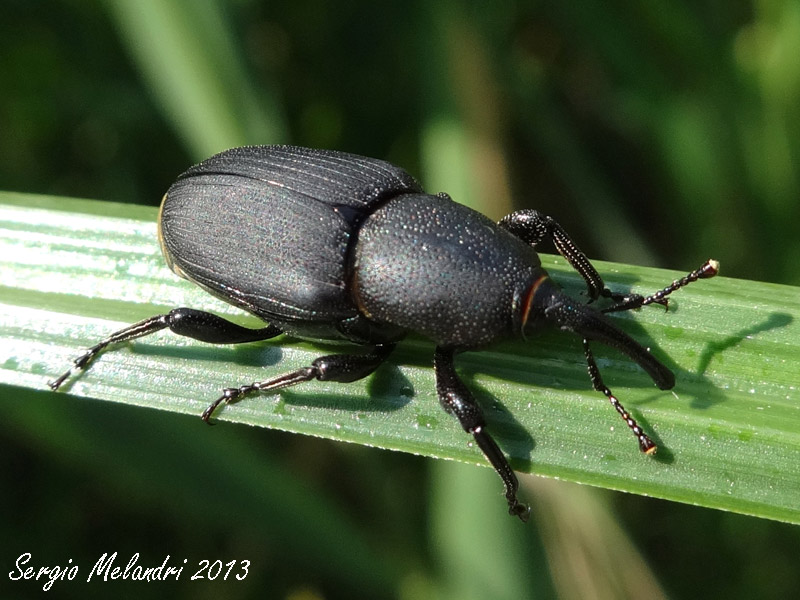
[50,145,719,520]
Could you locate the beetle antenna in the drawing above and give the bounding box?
[602,259,719,313]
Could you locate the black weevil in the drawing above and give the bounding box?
[50,145,719,520]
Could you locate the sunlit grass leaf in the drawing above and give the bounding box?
[2,191,799,524]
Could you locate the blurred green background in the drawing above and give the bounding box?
[2,1,798,598]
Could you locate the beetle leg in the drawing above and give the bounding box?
[582,340,657,454]
[49,308,282,390]
[433,346,530,521]
[498,210,605,300]
[202,343,396,422]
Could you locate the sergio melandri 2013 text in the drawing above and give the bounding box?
[8,551,250,591]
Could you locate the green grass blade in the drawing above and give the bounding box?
[2,191,799,524]
[103,0,287,156]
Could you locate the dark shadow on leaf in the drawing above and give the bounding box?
[276,362,414,413]
[135,340,286,369]
[696,312,793,375]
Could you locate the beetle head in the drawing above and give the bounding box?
[523,276,675,390]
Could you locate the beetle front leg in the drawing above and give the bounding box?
[49,308,282,390]
[499,210,606,301]
[202,343,396,422]
[433,347,530,521]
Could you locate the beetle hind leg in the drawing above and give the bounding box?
[433,346,530,521]
[202,343,396,422]
[49,308,282,390]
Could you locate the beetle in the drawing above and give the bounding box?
[50,145,719,520]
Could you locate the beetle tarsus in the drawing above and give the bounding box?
[48,370,72,391]
[472,424,530,522]
[470,424,527,515]
[49,345,108,389]
[49,354,94,389]
[509,501,532,522]
[202,368,319,423]
[49,316,173,390]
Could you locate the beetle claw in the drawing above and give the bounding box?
[509,501,531,522]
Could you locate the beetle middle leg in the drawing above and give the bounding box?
[49,308,282,390]
[202,343,396,422]
[433,346,530,521]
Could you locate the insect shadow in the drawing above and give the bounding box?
[275,358,415,414]
[695,312,793,377]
